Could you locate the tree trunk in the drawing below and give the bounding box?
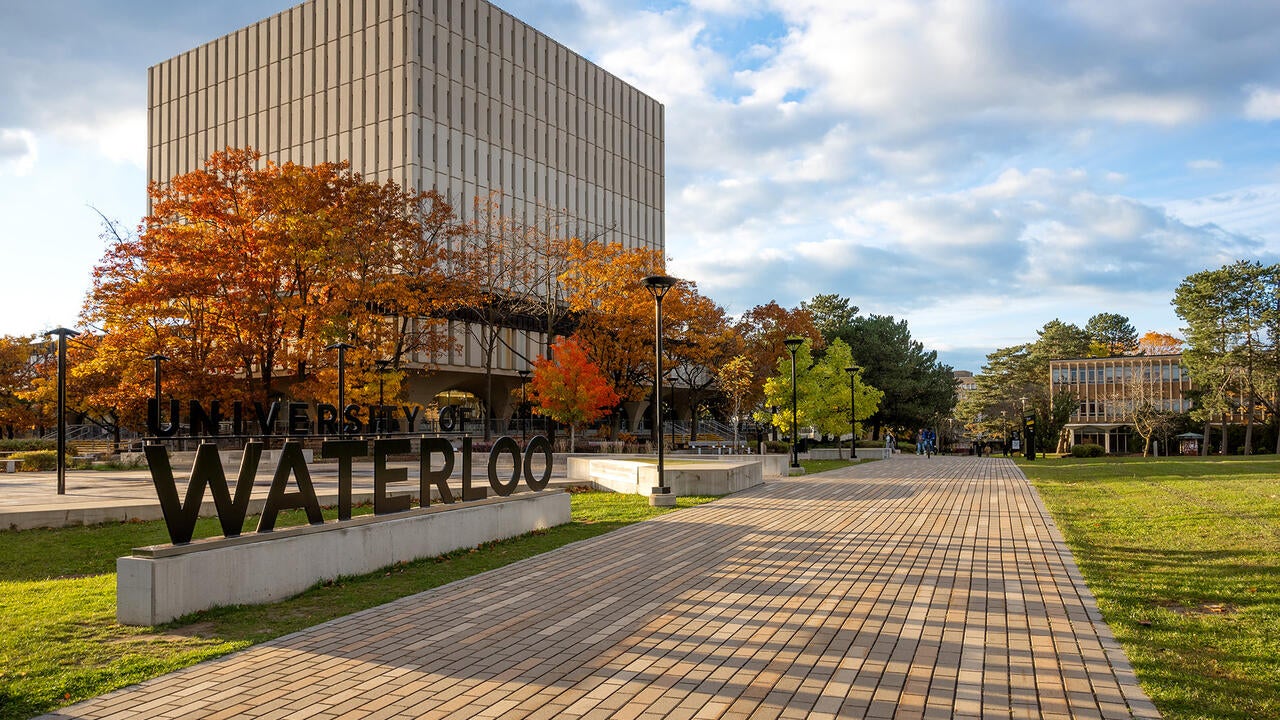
[1245,400,1255,455]
[1201,418,1210,456]
[1220,415,1228,454]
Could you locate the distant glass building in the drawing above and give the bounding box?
[148,0,664,424]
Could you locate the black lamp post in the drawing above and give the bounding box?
[375,359,391,434]
[145,353,168,413]
[326,342,355,438]
[517,368,531,443]
[641,274,679,500]
[769,405,778,442]
[783,337,804,469]
[845,364,860,460]
[47,328,79,495]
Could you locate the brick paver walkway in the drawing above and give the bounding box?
[42,456,1158,719]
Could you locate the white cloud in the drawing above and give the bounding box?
[0,128,37,176]
[1187,159,1222,171]
[1244,85,1280,120]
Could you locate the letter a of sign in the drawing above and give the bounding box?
[145,442,262,544]
[256,441,326,533]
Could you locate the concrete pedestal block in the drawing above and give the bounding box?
[649,492,677,507]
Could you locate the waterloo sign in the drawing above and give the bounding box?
[144,398,553,546]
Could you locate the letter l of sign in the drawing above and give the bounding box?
[144,442,262,544]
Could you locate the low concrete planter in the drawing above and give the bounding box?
[117,490,570,625]
[567,456,766,497]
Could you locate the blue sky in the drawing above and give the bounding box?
[3,1,1280,372]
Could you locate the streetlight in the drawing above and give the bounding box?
[375,359,391,434]
[845,364,860,460]
[517,368,531,443]
[145,353,168,414]
[769,405,778,443]
[783,337,804,469]
[46,328,79,495]
[641,274,679,504]
[325,342,355,438]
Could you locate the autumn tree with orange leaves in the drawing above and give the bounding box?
[528,336,620,452]
[560,239,666,414]
[734,301,823,411]
[665,287,743,440]
[1137,331,1184,356]
[85,148,459,423]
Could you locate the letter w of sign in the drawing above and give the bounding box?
[145,442,262,544]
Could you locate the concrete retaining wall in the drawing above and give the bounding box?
[117,490,570,626]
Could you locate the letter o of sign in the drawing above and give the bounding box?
[523,435,553,491]
[488,437,522,496]
[438,405,456,432]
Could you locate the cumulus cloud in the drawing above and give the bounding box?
[0,129,37,176]
[1244,85,1280,120]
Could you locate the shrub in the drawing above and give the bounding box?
[1070,443,1106,458]
[9,450,83,471]
[764,441,789,454]
[0,439,57,452]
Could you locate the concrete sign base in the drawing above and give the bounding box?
[117,490,570,626]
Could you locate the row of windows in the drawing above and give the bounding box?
[428,126,660,211]
[149,126,661,245]
[425,172,661,250]
[148,101,662,216]
[152,58,660,179]
[153,3,661,141]
[1076,398,1193,418]
[405,319,545,373]
[1051,363,1185,385]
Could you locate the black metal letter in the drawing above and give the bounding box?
[523,435,553,491]
[419,437,455,505]
[321,439,366,520]
[461,435,486,501]
[256,441,325,532]
[373,438,413,514]
[488,437,521,497]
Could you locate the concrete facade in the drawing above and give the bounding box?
[147,0,664,412]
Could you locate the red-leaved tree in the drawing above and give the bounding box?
[528,336,620,452]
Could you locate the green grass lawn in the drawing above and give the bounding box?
[1021,455,1280,720]
[801,458,866,473]
[0,491,717,720]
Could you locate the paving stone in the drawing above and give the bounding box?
[37,456,1158,719]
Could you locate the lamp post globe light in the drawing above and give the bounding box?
[845,365,860,460]
[783,337,805,470]
[641,274,679,506]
